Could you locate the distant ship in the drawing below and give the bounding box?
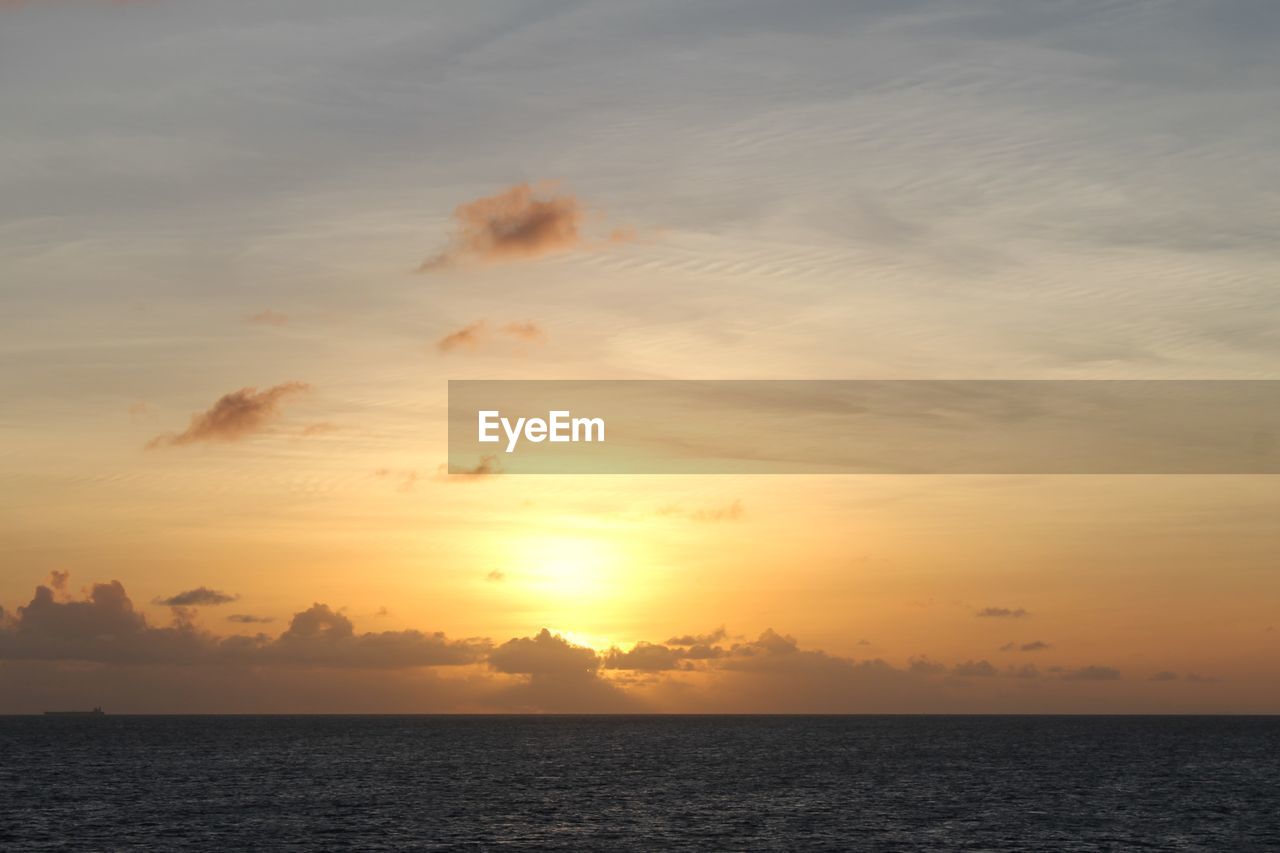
[43,707,105,717]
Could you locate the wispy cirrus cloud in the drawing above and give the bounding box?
[147,382,310,449]
[501,320,545,342]
[436,320,487,353]
[435,319,546,353]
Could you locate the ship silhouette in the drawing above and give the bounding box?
[43,707,105,717]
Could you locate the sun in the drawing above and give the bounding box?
[517,534,621,603]
[489,525,655,638]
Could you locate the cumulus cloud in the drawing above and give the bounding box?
[0,578,206,665]
[666,627,727,646]
[977,607,1028,618]
[155,587,238,607]
[488,628,597,677]
[603,641,684,672]
[908,655,948,675]
[420,182,624,271]
[0,576,486,669]
[253,604,487,668]
[147,382,310,448]
[953,659,999,677]
[1060,665,1121,681]
[0,577,1179,713]
[487,628,631,712]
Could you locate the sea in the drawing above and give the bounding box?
[1,715,1277,851]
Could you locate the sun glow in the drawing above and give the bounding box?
[512,533,624,604]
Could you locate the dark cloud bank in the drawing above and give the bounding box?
[0,576,1209,714]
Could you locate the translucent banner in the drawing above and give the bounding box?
[447,380,1280,474]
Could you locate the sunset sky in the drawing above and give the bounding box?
[2,0,1278,713]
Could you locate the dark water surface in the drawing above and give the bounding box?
[1,716,1277,851]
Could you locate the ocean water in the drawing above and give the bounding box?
[1,716,1276,851]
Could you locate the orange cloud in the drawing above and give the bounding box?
[436,320,486,352]
[147,382,310,449]
[435,319,547,353]
[420,182,627,271]
[501,320,545,342]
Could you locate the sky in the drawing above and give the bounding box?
[1,0,1278,713]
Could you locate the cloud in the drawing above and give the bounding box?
[420,182,616,271]
[155,587,238,607]
[442,455,499,479]
[436,320,486,353]
[227,614,274,624]
[908,656,947,675]
[1150,670,1179,681]
[1060,665,1121,681]
[501,321,545,342]
[487,628,632,712]
[147,382,310,448]
[666,627,727,646]
[0,578,206,665]
[246,309,288,327]
[0,578,1180,713]
[255,604,488,669]
[435,319,547,353]
[488,628,597,677]
[953,659,999,677]
[0,576,486,669]
[603,642,684,672]
[48,570,70,596]
[977,607,1028,618]
[1018,640,1051,652]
